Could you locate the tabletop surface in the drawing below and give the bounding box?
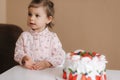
[0,65,120,80]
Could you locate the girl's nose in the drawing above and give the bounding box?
[30,16,35,21]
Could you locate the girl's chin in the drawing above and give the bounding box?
[31,27,40,32]
[31,28,37,30]
[29,26,37,30]
[29,26,37,29]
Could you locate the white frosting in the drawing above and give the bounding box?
[64,49,107,80]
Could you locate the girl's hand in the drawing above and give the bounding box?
[33,61,52,70]
[22,56,34,70]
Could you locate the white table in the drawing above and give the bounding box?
[0,65,120,80]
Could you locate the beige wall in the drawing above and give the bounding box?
[6,0,120,70]
[0,0,6,23]
[7,0,30,30]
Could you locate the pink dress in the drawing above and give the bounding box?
[14,28,65,67]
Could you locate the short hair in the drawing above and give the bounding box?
[28,0,55,28]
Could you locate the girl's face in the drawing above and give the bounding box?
[27,6,52,32]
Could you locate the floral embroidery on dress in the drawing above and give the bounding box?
[14,28,65,66]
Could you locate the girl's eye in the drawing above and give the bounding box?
[36,14,40,17]
[28,13,32,17]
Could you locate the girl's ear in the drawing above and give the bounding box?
[47,16,53,24]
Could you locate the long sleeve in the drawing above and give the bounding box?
[47,33,66,67]
[14,28,66,67]
[14,33,26,65]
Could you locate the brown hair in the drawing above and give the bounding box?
[28,0,55,28]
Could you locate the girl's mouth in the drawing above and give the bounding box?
[30,23,36,26]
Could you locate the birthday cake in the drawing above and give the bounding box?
[63,49,107,80]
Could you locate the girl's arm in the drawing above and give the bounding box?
[47,33,66,67]
[14,33,27,65]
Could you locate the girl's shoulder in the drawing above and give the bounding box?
[48,31,61,41]
[48,30,58,37]
[20,30,32,37]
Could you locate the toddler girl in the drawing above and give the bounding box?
[14,0,65,70]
